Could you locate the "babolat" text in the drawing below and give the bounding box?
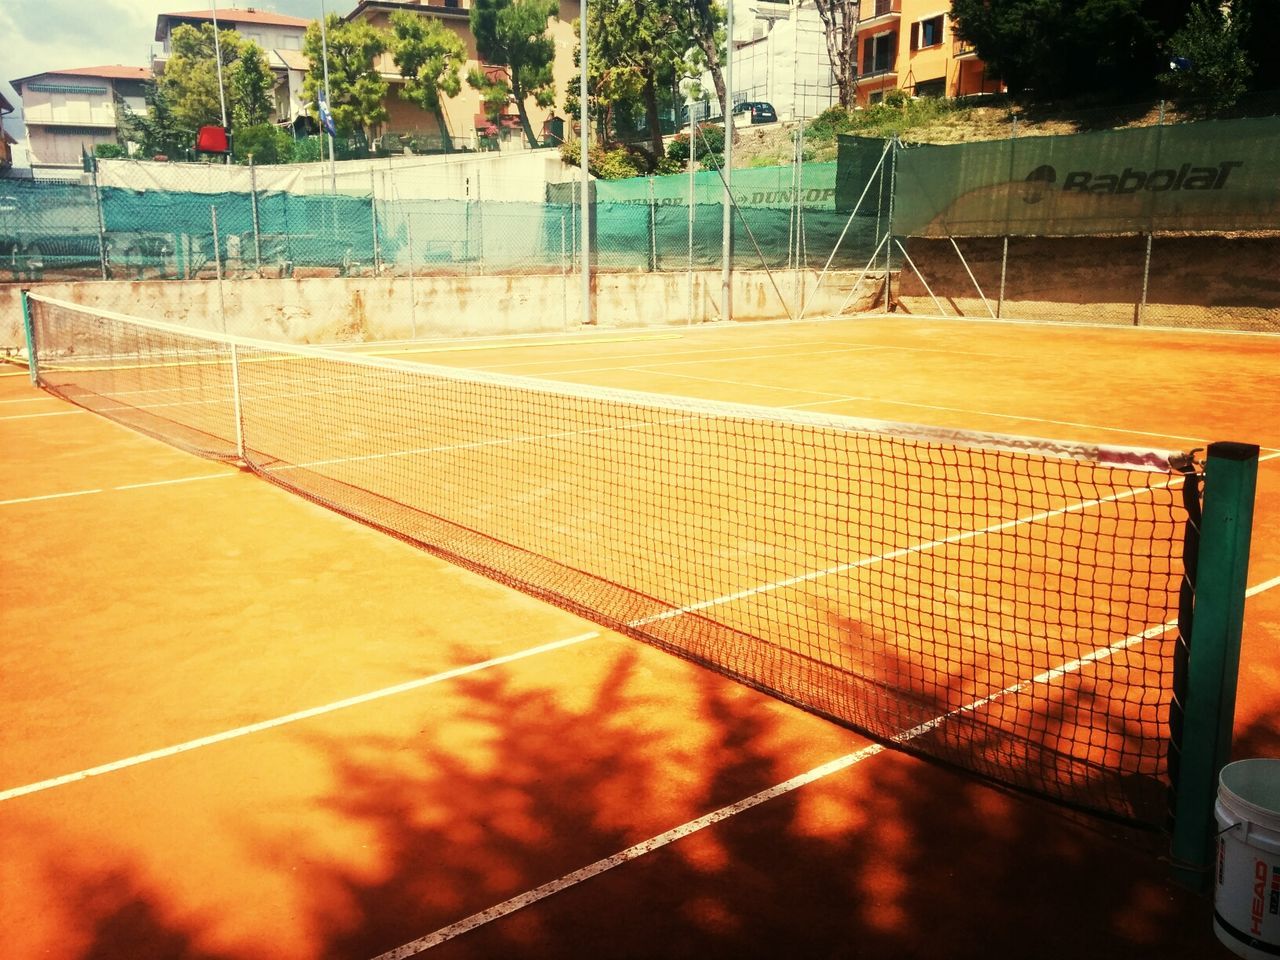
[1061,161,1243,195]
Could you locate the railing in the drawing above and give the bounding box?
[953,38,977,58]
[860,0,901,21]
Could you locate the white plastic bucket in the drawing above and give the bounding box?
[1215,758,1280,959]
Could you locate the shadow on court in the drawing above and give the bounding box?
[36,642,1249,960]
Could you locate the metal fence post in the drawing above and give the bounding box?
[91,159,109,280]
[370,168,381,276]
[1136,232,1153,326]
[476,170,485,276]
[997,236,1009,319]
[647,176,657,272]
[211,205,228,333]
[406,209,418,339]
[249,155,263,277]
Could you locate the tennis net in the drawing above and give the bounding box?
[24,294,1197,826]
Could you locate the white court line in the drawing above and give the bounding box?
[374,573,1280,959]
[0,472,232,507]
[1,488,105,506]
[0,396,64,405]
[630,475,1183,627]
[462,340,863,373]
[0,632,598,804]
[0,409,87,421]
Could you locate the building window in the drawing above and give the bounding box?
[910,15,944,51]
[284,35,301,49]
[861,32,897,76]
[915,77,945,98]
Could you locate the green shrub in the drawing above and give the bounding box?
[666,132,691,164]
[93,143,126,159]
[233,124,293,165]
[806,106,856,140]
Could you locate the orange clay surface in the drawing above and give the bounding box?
[2,315,1278,960]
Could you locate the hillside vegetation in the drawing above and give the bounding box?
[733,89,1280,168]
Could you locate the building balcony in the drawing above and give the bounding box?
[858,0,901,28]
[858,67,898,84]
[23,116,119,128]
[952,37,978,58]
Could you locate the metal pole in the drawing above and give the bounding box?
[91,159,108,280]
[721,0,734,323]
[211,205,228,333]
[406,209,418,339]
[997,235,1008,318]
[648,176,657,272]
[476,170,485,276]
[949,235,995,319]
[579,0,591,325]
[688,100,695,325]
[211,2,230,166]
[1169,442,1260,890]
[1136,232,1153,326]
[229,344,245,461]
[370,168,381,275]
[561,213,569,330]
[319,0,337,193]
[883,139,896,313]
[797,118,805,314]
[249,155,263,276]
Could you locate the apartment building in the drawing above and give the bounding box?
[9,66,150,177]
[153,8,313,132]
[0,89,15,174]
[855,0,1001,106]
[345,0,580,149]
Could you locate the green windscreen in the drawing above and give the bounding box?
[882,116,1280,238]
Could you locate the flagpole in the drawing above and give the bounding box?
[319,0,337,193]
[210,2,230,166]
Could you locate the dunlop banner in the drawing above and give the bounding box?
[588,162,840,210]
[888,116,1280,237]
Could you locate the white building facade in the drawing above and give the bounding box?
[10,67,150,178]
[693,0,842,123]
[153,8,313,133]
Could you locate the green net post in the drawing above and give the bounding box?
[20,289,37,385]
[1170,441,1260,890]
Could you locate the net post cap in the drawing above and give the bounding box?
[1206,442,1260,462]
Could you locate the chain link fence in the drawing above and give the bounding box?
[6,106,1278,343]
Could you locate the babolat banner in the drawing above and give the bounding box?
[888,116,1280,237]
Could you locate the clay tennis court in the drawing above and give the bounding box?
[2,313,1278,959]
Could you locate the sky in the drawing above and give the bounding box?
[1,0,325,169]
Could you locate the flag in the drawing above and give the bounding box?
[317,90,337,137]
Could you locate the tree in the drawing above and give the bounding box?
[160,23,274,131]
[950,0,1196,100]
[1236,0,1280,91]
[303,14,390,143]
[811,0,858,109]
[233,43,274,128]
[468,0,558,148]
[120,81,194,161]
[585,0,687,164]
[389,10,466,152]
[1161,1,1251,110]
[679,0,729,138]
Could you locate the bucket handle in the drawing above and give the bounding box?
[1217,818,1246,839]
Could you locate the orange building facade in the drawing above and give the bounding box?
[854,0,1002,106]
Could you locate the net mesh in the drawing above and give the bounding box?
[26,296,1193,826]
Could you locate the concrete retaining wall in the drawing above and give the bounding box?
[1,269,879,349]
